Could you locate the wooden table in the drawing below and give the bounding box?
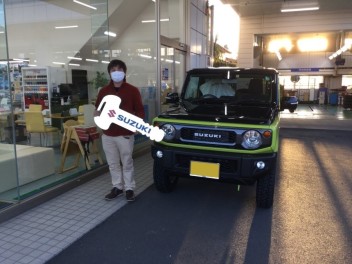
[46,112,83,131]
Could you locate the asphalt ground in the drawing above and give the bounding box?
[47,106,352,264]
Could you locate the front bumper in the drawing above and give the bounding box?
[151,144,277,185]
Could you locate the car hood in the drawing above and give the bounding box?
[158,104,278,125]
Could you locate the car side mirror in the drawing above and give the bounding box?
[165,92,179,105]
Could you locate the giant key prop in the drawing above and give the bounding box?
[94,95,165,142]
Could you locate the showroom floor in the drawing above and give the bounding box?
[0,104,351,264]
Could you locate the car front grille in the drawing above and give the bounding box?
[180,127,236,146]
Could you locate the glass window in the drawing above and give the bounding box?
[0,0,158,203]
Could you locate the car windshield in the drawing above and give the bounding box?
[181,70,277,112]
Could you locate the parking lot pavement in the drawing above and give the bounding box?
[280,104,352,131]
[48,128,352,264]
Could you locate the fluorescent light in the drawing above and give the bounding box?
[13,58,30,62]
[138,54,152,59]
[0,60,28,64]
[73,0,97,10]
[52,62,65,65]
[329,39,352,60]
[104,31,117,37]
[86,59,99,62]
[281,1,319,13]
[67,56,82,60]
[297,37,327,52]
[141,18,170,23]
[268,39,292,53]
[281,6,319,12]
[275,51,282,61]
[101,61,110,64]
[69,63,80,66]
[55,25,78,29]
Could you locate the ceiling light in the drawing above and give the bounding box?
[52,62,65,65]
[275,51,282,61]
[67,56,82,60]
[329,39,352,60]
[73,0,97,10]
[138,54,152,59]
[86,59,99,62]
[104,31,117,37]
[268,39,292,53]
[281,1,319,13]
[101,61,110,64]
[55,25,78,29]
[13,58,30,62]
[141,18,170,23]
[297,37,327,52]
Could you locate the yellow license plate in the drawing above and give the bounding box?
[190,161,220,179]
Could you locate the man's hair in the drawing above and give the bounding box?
[107,59,127,73]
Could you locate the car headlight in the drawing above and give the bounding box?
[160,124,176,141]
[241,130,262,149]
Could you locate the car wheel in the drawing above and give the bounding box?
[256,167,276,208]
[153,160,178,193]
[289,109,294,113]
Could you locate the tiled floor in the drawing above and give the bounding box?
[0,154,154,264]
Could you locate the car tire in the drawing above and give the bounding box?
[153,160,178,193]
[289,109,294,113]
[256,167,276,208]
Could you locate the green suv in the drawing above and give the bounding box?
[151,68,280,208]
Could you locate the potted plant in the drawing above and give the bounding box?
[92,71,109,90]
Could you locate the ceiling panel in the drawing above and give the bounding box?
[221,0,352,17]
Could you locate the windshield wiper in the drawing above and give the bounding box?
[231,99,271,106]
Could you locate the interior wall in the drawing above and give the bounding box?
[189,0,208,69]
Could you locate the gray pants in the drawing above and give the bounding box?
[102,134,135,191]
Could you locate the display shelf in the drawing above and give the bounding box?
[21,67,66,125]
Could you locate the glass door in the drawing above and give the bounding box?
[160,45,186,111]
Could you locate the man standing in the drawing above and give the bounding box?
[95,59,145,202]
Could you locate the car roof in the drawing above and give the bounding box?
[187,67,279,75]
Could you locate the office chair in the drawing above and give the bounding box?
[24,111,59,146]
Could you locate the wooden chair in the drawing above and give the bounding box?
[24,111,59,146]
[60,119,79,151]
[59,120,103,173]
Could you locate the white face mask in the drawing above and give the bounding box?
[111,71,125,83]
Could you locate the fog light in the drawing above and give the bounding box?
[256,161,265,169]
[156,150,163,158]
